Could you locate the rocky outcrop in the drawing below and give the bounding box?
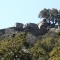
[0,20,49,36]
[5,27,17,34]
[0,29,5,35]
[38,19,48,29]
[38,19,49,34]
[23,23,38,30]
[15,23,23,31]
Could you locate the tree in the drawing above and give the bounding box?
[38,8,60,29]
[38,8,50,25]
[38,8,50,19]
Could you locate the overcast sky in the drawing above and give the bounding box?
[0,0,60,29]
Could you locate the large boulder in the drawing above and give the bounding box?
[38,19,49,34]
[23,23,38,30]
[15,23,23,31]
[5,27,17,34]
[0,29,5,35]
[38,19,48,29]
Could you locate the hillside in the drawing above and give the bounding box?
[0,26,60,60]
[0,9,60,59]
[0,17,60,60]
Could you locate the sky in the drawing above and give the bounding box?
[0,0,60,29]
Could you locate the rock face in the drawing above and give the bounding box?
[0,20,49,36]
[15,23,23,31]
[0,29,5,35]
[5,27,17,34]
[38,19,49,34]
[23,23,38,30]
[38,19,48,29]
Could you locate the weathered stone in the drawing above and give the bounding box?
[23,23,38,30]
[0,29,5,35]
[5,27,16,34]
[38,20,48,29]
[0,20,49,36]
[38,19,49,34]
[15,23,23,30]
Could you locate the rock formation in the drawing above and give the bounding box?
[23,23,38,30]
[15,23,23,31]
[0,19,49,36]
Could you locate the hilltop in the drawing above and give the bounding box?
[0,19,49,36]
[0,8,60,60]
[0,26,60,60]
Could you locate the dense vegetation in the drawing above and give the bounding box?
[30,31,60,60]
[0,31,60,60]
